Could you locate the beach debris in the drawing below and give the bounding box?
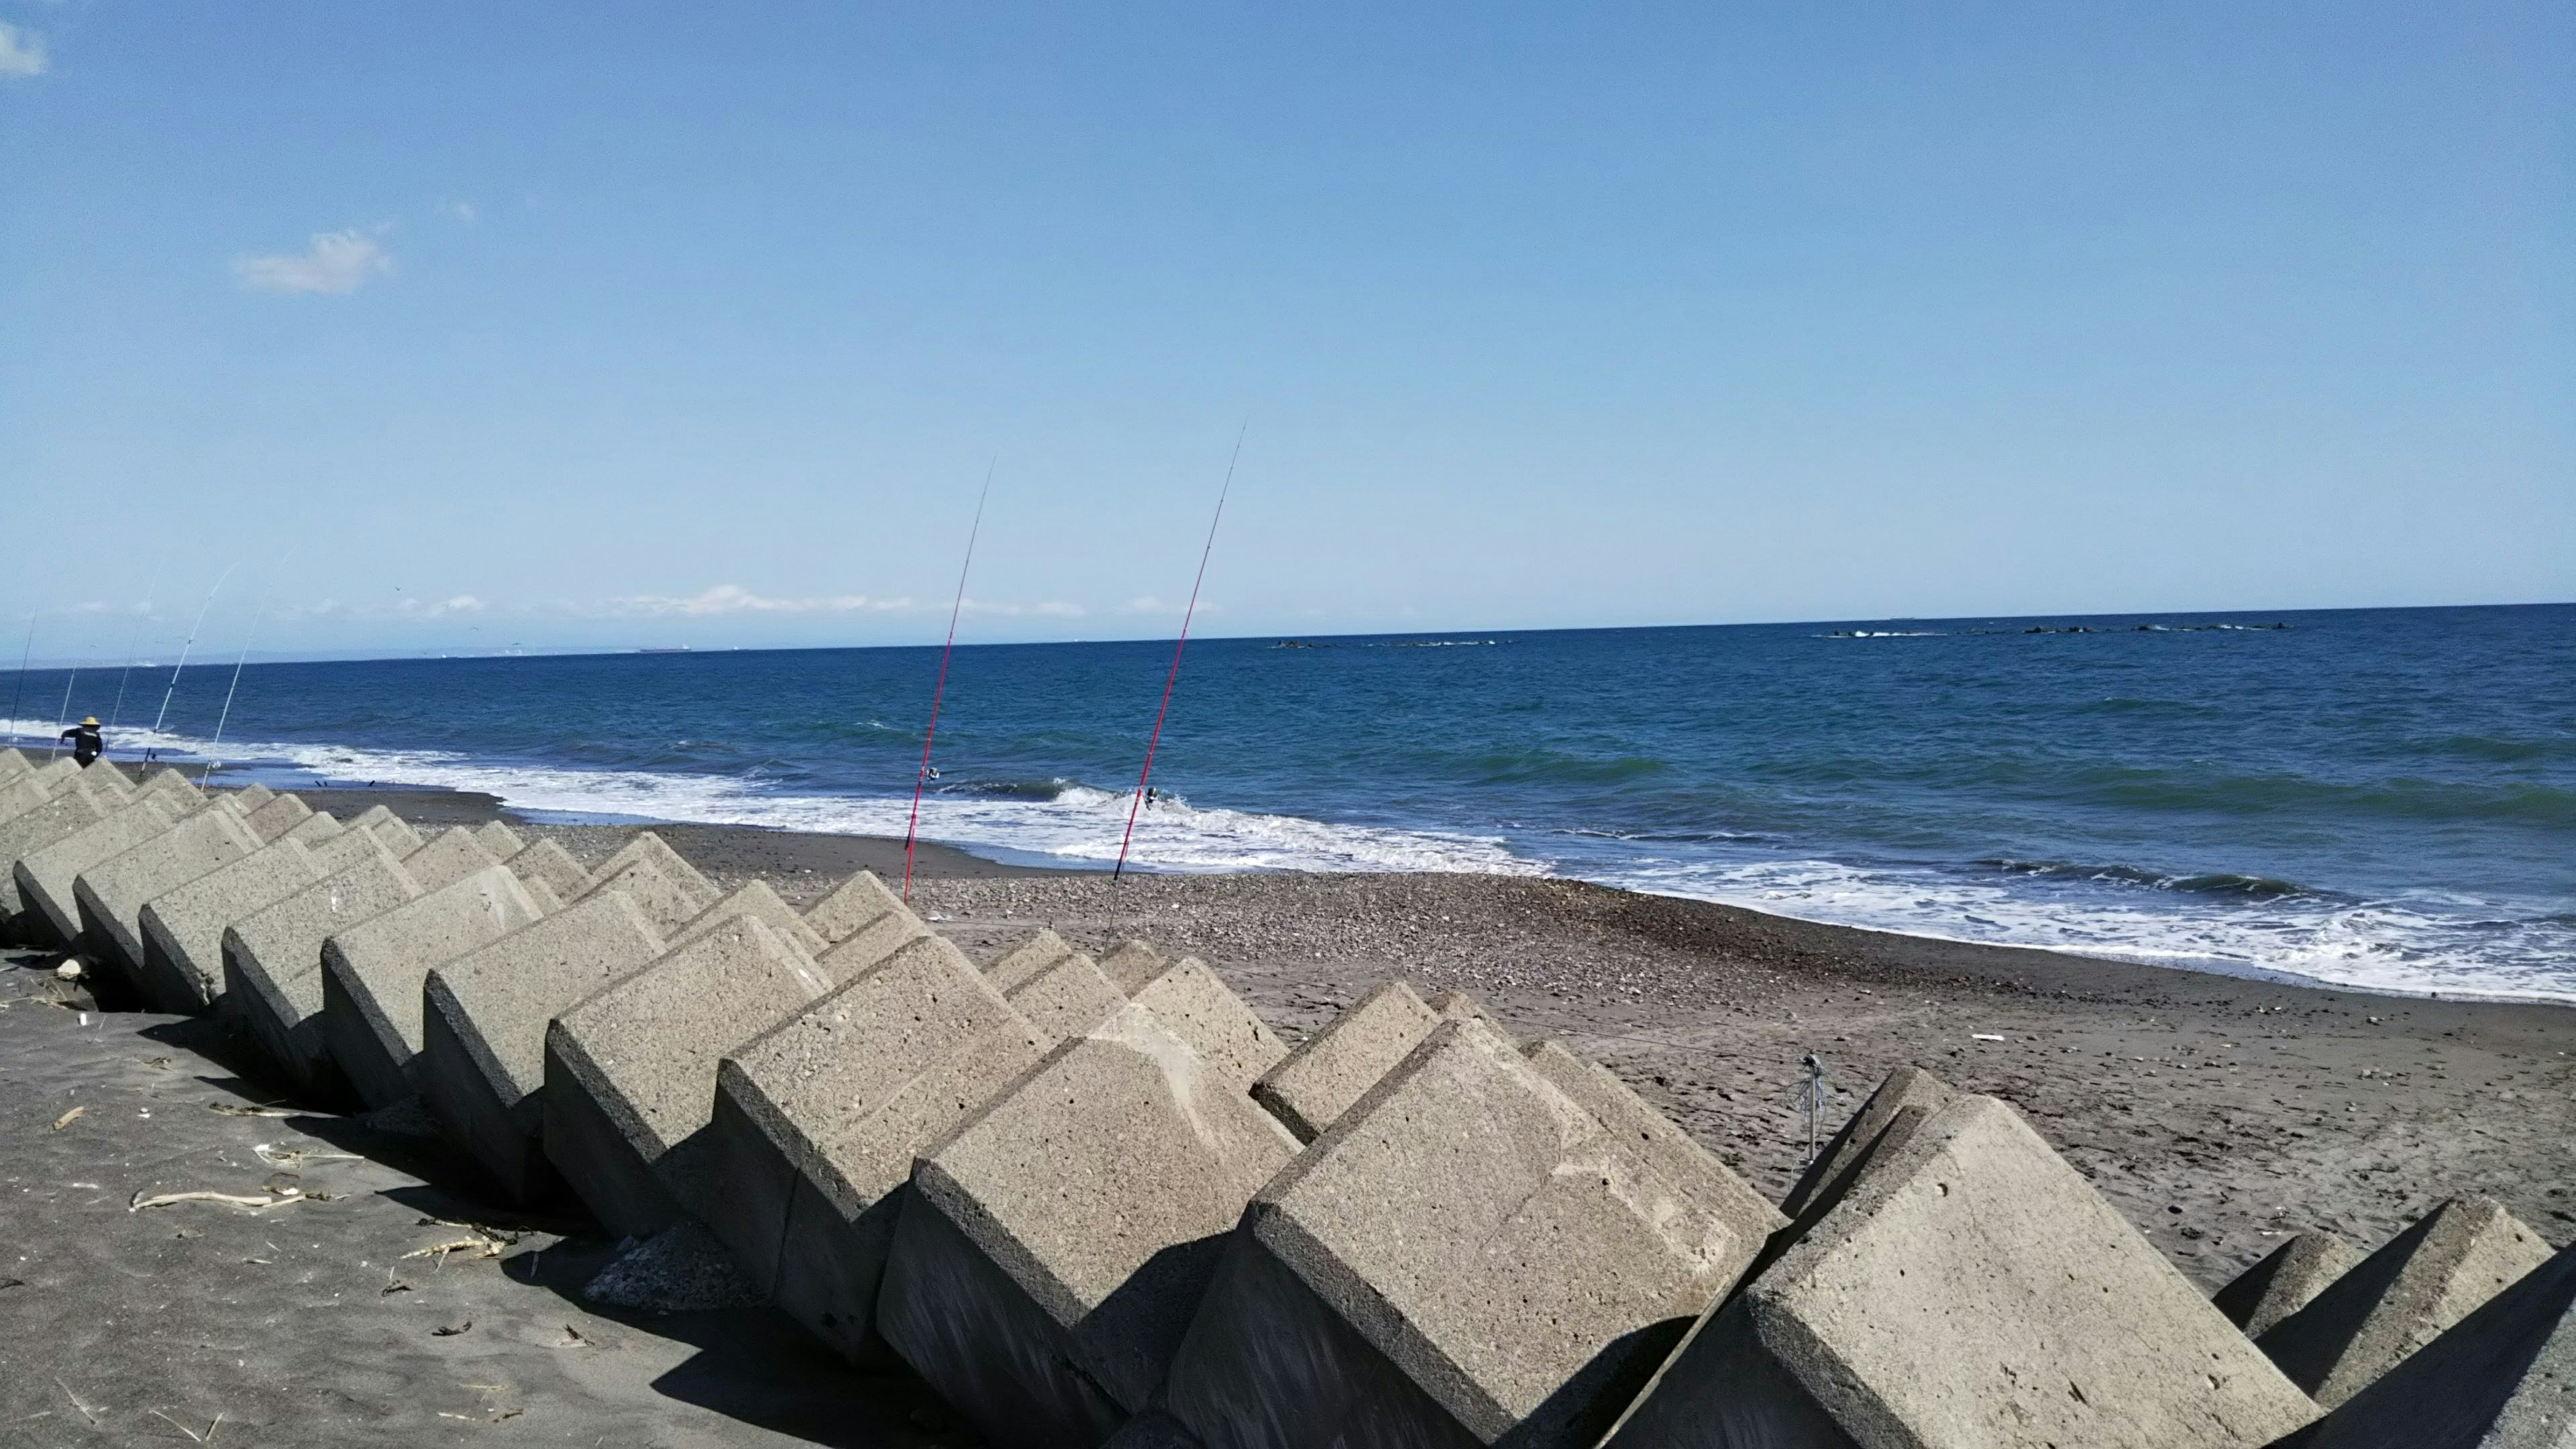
[250,1142,358,1169]
[50,1106,84,1131]
[553,1324,592,1348]
[402,1227,513,1264]
[202,1101,294,1118]
[432,1319,472,1336]
[581,1222,757,1312]
[146,1408,221,1444]
[129,1187,305,1214]
[55,959,83,981]
[56,1379,101,1427]
[1972,1031,2006,1041]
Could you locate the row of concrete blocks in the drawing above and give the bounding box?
[1,744,2567,1448]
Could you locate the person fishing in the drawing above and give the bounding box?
[58,715,103,767]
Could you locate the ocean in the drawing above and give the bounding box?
[7,602,2571,1002]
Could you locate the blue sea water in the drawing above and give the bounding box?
[8,603,2571,1000]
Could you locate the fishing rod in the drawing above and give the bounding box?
[203,549,294,786]
[105,567,164,735]
[149,559,239,763]
[902,462,994,903]
[44,667,78,761]
[5,611,32,749]
[1114,424,1244,881]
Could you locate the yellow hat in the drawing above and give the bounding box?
[80,716,98,726]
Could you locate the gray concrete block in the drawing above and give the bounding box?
[1777,1063,1960,1223]
[2216,1232,2364,1340]
[231,782,276,810]
[1598,1093,2320,1449]
[321,865,549,1108]
[0,783,117,920]
[74,801,264,989]
[137,824,380,1014]
[574,857,706,936]
[1126,957,1287,1093]
[542,915,834,1239]
[985,927,1074,994]
[2259,1196,2555,1408]
[1250,979,1483,1142]
[0,746,25,777]
[417,890,666,1204]
[1002,949,1127,1043]
[804,869,903,947]
[357,806,423,855]
[1098,938,1169,995]
[0,756,85,824]
[219,841,423,1097]
[472,820,525,860]
[1165,1018,1780,1449]
[880,1004,1303,1444]
[502,839,590,902]
[580,830,715,912]
[15,793,189,947]
[2275,1238,2576,1449]
[704,933,1049,1364]
[399,826,504,892]
[670,880,826,959]
[244,792,311,842]
[816,905,932,981]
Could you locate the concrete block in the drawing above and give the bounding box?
[1164,1018,1780,1449]
[138,823,380,1015]
[2275,1238,2576,1449]
[1126,957,1287,1092]
[704,933,1048,1363]
[2258,1195,2555,1408]
[670,880,826,959]
[220,841,423,1097]
[1002,949,1128,1043]
[417,890,666,1204]
[244,792,311,842]
[1098,938,1169,995]
[879,1004,1303,1445]
[1104,1413,1205,1449]
[0,756,85,823]
[1597,1093,2319,1449]
[502,839,590,902]
[320,865,549,1108]
[232,782,276,810]
[580,830,715,912]
[0,746,25,777]
[15,794,189,948]
[472,820,525,860]
[398,825,504,892]
[816,904,932,980]
[804,869,904,947]
[1250,979,1484,1142]
[542,915,834,1239]
[357,807,423,855]
[1777,1063,1960,1223]
[574,856,705,935]
[985,926,1074,994]
[74,801,264,989]
[2216,1232,2363,1340]
[0,784,116,920]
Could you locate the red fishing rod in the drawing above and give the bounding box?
[902,462,994,902]
[1114,426,1244,880]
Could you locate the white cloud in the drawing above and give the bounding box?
[233,229,393,295]
[396,594,482,618]
[0,22,47,78]
[610,584,916,616]
[1120,596,1220,616]
[960,597,1085,618]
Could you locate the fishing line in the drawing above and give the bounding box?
[45,669,78,761]
[106,566,164,734]
[150,559,240,755]
[902,462,994,902]
[203,548,296,785]
[1114,423,1245,881]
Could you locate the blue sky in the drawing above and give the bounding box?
[2,3,2567,662]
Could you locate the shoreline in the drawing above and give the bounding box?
[276,780,2572,1290]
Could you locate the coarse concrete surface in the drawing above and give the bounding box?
[1000,947,1126,1043]
[0,782,115,924]
[2272,1238,2576,1449]
[2257,1195,2557,1408]
[672,879,828,959]
[0,755,85,820]
[881,1003,1303,1444]
[2216,1232,2365,1340]
[576,855,708,936]
[399,824,505,893]
[472,819,526,861]
[704,933,1049,1363]
[804,869,904,947]
[416,890,667,1204]
[503,838,592,902]
[578,831,716,912]
[1165,1016,1779,1449]
[541,915,834,1240]
[1599,1093,2320,1449]
[321,865,549,1109]
[1251,978,1474,1142]
[1097,938,1169,996]
[13,791,190,947]
[244,790,313,841]
[72,799,263,991]
[984,926,1073,994]
[219,841,425,1099]
[0,949,972,1448]
[1776,1063,1960,1223]
[136,822,378,1015]
[1124,956,1287,1093]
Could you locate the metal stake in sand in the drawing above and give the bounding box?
[1113,425,1244,881]
[150,560,240,756]
[901,462,994,903]
[1797,1053,1827,1166]
[5,611,33,747]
